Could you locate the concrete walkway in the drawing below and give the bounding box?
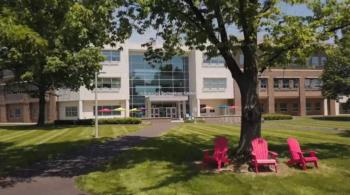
[0,120,178,195]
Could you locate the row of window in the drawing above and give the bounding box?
[259,78,322,90]
[65,106,122,117]
[203,78,227,91]
[275,102,321,113]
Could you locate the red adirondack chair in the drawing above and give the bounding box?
[287,137,318,170]
[203,136,230,171]
[251,138,278,173]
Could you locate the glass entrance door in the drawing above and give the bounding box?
[166,107,177,118]
[151,108,160,118]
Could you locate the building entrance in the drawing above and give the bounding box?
[151,103,178,118]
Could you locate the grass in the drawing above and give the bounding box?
[0,124,144,176]
[76,117,350,195]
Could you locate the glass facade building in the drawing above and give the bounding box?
[129,53,189,116]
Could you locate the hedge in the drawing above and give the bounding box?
[54,117,142,125]
[54,119,94,125]
[98,117,142,124]
[311,116,350,121]
[262,114,293,120]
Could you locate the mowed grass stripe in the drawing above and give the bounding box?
[0,130,40,142]
[15,130,64,147]
[37,128,73,145]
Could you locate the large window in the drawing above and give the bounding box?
[129,54,189,110]
[93,105,121,116]
[274,78,299,90]
[65,106,78,117]
[102,50,120,62]
[97,78,121,89]
[259,78,267,89]
[279,103,288,112]
[203,78,227,91]
[305,78,322,90]
[203,55,225,66]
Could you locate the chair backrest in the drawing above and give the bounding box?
[251,138,269,160]
[287,137,302,160]
[214,136,228,152]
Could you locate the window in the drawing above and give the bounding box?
[283,79,290,88]
[259,78,267,89]
[97,78,121,89]
[274,78,299,89]
[102,50,120,62]
[210,108,215,113]
[320,57,327,66]
[239,54,244,65]
[93,105,121,116]
[311,56,319,66]
[279,103,288,112]
[203,78,227,90]
[306,102,312,112]
[65,106,78,117]
[292,103,299,112]
[14,108,21,118]
[202,55,225,66]
[305,78,322,89]
[200,104,206,113]
[315,102,321,111]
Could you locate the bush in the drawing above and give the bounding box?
[54,119,94,125]
[98,117,142,124]
[311,116,350,121]
[184,119,206,123]
[263,114,293,120]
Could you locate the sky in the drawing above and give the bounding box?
[128,3,313,44]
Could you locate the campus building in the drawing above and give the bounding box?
[0,43,349,123]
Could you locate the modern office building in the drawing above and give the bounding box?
[0,42,349,123]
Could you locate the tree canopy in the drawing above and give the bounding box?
[0,0,131,125]
[117,0,350,158]
[322,28,350,102]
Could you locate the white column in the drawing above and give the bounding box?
[323,99,328,116]
[125,99,129,117]
[335,101,340,115]
[78,100,83,119]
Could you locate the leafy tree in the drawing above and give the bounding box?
[0,0,131,125]
[322,28,350,103]
[119,0,350,160]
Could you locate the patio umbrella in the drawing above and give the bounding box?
[201,106,213,109]
[217,104,228,108]
[130,108,141,112]
[229,105,238,109]
[114,107,126,111]
[98,108,112,112]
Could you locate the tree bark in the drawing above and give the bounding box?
[37,88,46,126]
[235,76,261,162]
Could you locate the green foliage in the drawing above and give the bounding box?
[98,117,142,124]
[0,0,131,125]
[54,119,94,125]
[262,113,293,120]
[321,29,350,100]
[311,116,350,122]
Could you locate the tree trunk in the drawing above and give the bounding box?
[37,88,46,126]
[235,77,261,162]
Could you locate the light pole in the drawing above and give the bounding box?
[94,71,105,138]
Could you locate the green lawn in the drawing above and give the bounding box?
[76,117,350,195]
[0,124,143,176]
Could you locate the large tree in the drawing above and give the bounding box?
[322,28,350,103]
[0,0,131,125]
[119,0,350,160]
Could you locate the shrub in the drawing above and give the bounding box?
[263,114,293,120]
[98,117,142,124]
[54,119,94,125]
[311,116,350,121]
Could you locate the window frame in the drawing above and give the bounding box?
[65,106,78,117]
[101,50,120,63]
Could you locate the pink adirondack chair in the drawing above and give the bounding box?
[203,136,230,171]
[251,138,278,173]
[287,137,318,170]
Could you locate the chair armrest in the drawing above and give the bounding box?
[269,151,278,159]
[302,150,317,157]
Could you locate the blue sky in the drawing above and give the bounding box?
[129,3,313,43]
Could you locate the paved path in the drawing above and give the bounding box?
[0,120,178,195]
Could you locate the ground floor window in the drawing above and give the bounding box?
[279,103,288,112]
[93,105,121,116]
[314,102,321,111]
[306,102,312,112]
[292,103,299,112]
[200,104,206,113]
[65,106,78,117]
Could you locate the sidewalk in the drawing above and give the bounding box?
[0,120,178,195]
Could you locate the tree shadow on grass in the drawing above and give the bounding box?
[0,125,89,131]
[338,130,350,138]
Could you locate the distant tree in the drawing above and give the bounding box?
[322,28,350,104]
[0,0,131,126]
[118,0,350,160]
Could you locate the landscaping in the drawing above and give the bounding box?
[0,124,144,176]
[76,117,350,195]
